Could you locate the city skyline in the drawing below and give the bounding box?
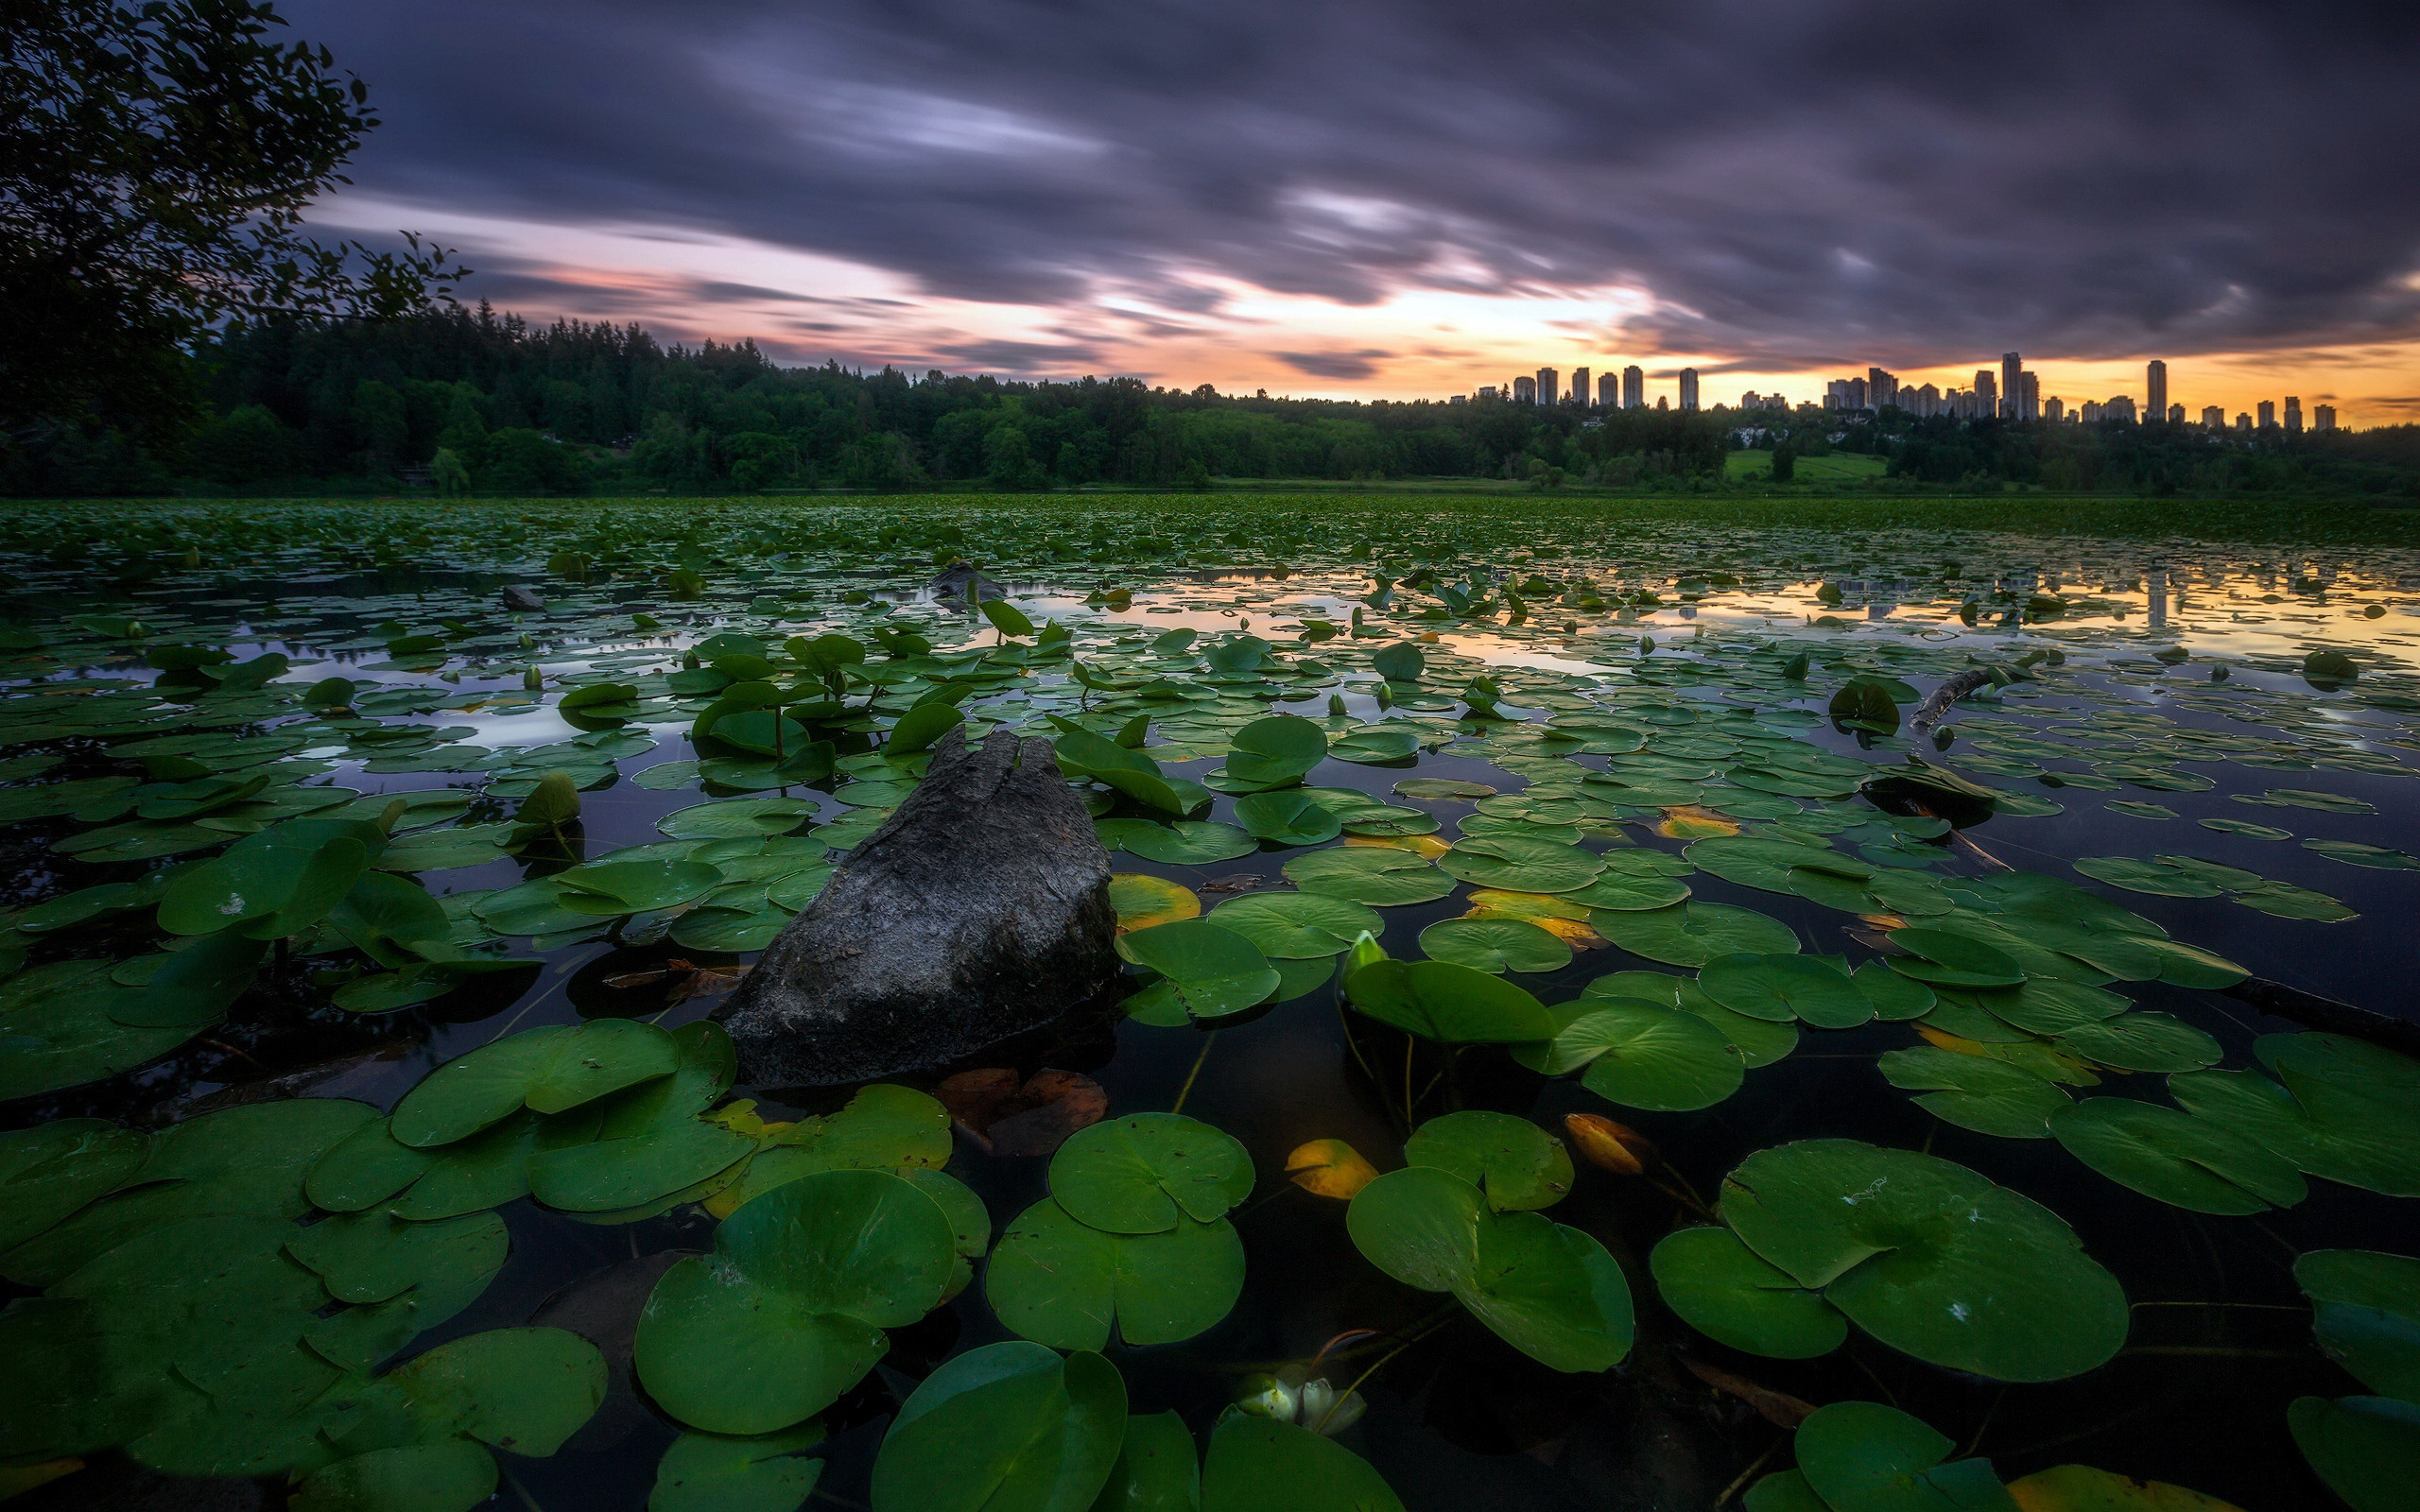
[1451,351,2340,432]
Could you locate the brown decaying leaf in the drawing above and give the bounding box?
[933,1067,1107,1156]
[1285,1139,1381,1199]
[601,958,751,1003]
[1199,873,1277,894]
[1678,1356,1815,1429]
[1564,1113,1655,1176]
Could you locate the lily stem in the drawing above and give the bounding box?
[1171,1031,1219,1115]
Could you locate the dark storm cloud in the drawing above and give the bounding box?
[1276,351,1395,380]
[290,0,2420,367]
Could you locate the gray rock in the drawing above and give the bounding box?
[927,562,1006,602]
[501,584,546,612]
[716,727,1118,1087]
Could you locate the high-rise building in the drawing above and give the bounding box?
[2257,400,2275,428]
[1868,368,1898,408]
[2001,353,2022,419]
[1536,369,1558,406]
[1975,369,1998,418]
[2016,371,2040,421]
[1910,383,1943,417]
[1621,366,1644,409]
[1478,386,1498,402]
[1570,367,1590,406]
[2107,394,2137,423]
[2236,413,2253,433]
[2169,404,2186,425]
[1679,369,1701,411]
[2081,400,2104,423]
[1599,371,1621,407]
[1512,375,1537,404]
[2284,396,2303,434]
[2201,406,2224,428]
[2045,397,2066,422]
[2146,360,2167,423]
[2315,404,2338,431]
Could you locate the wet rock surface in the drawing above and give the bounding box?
[717,727,1118,1087]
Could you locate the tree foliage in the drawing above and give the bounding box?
[0,0,464,444]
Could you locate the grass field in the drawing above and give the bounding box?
[1723,448,1891,481]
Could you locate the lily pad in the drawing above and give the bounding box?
[2048,1098,2308,1213]
[1701,953,1870,1028]
[1283,846,1454,906]
[1513,999,1746,1110]
[1719,1140,2129,1382]
[1594,902,1798,969]
[1345,1166,1633,1372]
[390,1021,682,1147]
[984,1197,1245,1349]
[1117,920,1283,1021]
[1345,958,1562,1042]
[2289,1396,2420,1512]
[658,798,819,839]
[1404,1111,1573,1211]
[1209,893,1384,958]
[868,1341,1126,1512]
[1202,1412,1407,1512]
[1795,1400,2016,1512]
[1048,1112,1253,1232]
[1416,917,1572,974]
[634,1169,959,1435]
[1649,1226,1847,1359]
[1438,833,1603,893]
[1233,790,1343,845]
[1878,1047,2069,1139]
[1124,821,1260,866]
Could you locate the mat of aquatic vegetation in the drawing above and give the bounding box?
[2,496,2418,1512]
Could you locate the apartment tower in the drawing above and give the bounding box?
[1679,369,1701,411]
[2001,352,2022,420]
[2146,361,2167,423]
[1621,366,1644,408]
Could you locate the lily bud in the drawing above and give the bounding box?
[1237,1374,1298,1420]
[1564,1112,1655,1176]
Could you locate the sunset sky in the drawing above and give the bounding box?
[289,0,2420,424]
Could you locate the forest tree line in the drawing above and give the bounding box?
[6,303,2415,499]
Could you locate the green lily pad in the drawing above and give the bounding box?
[635,1169,959,1435]
[390,1021,682,1147]
[1719,1140,2129,1383]
[1202,1412,1407,1512]
[0,1119,150,1253]
[2,1099,376,1286]
[1701,953,1870,1027]
[1404,1111,1573,1211]
[1594,902,1797,969]
[554,859,724,915]
[649,1421,828,1512]
[2048,1098,2308,1213]
[1345,958,1562,1042]
[1565,870,1691,911]
[1878,1047,2069,1139]
[868,1341,1126,1512]
[984,1197,1244,1349]
[1117,920,1283,1020]
[1649,1226,1847,1359]
[2289,1396,2420,1512]
[285,1208,508,1304]
[1512,999,1746,1110]
[1417,917,1572,974]
[2167,1036,2420,1198]
[2054,1013,2222,1073]
[1438,833,1603,893]
[1796,1400,2017,1512]
[1232,790,1343,845]
[658,798,819,839]
[1208,894,1384,959]
[1345,1166,1633,1372]
[1124,821,1260,866]
[1283,846,1454,905]
[1219,714,1328,792]
[2299,1249,2420,1401]
[1885,927,2027,988]
[1048,1112,1253,1232]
